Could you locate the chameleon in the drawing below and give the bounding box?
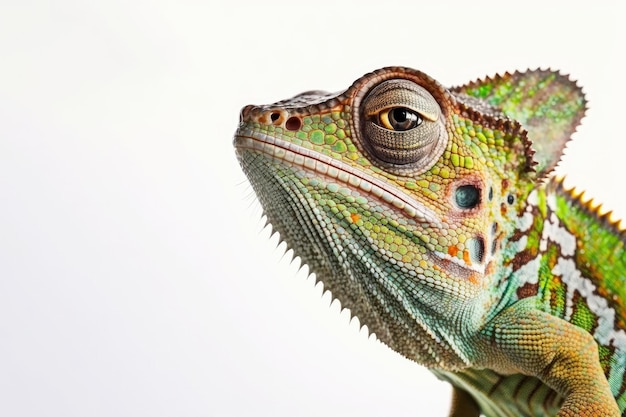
[233,66,626,416]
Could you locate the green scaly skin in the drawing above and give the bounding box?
[233,67,625,416]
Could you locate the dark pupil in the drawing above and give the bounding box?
[392,108,408,122]
[389,107,421,131]
[455,185,480,209]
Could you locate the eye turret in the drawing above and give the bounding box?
[360,79,447,173]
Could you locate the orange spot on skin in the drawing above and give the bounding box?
[485,260,495,275]
[468,273,480,285]
[463,250,471,265]
[350,213,360,223]
[447,246,458,257]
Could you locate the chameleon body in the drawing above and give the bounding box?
[233,67,625,416]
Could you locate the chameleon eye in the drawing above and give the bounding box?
[359,79,448,173]
[378,107,423,131]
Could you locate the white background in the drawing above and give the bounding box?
[1,1,624,416]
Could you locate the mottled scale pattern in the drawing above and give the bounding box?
[234,67,624,416]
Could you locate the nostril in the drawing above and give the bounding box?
[270,112,280,123]
[240,105,256,122]
[285,116,302,131]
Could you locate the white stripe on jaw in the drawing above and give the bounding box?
[235,131,443,227]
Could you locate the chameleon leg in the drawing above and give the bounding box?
[482,304,620,417]
[448,386,480,417]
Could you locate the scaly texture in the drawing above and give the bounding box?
[233,67,624,416]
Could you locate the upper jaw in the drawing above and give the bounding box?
[234,129,443,227]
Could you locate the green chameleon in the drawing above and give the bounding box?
[233,67,625,417]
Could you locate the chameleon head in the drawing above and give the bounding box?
[234,67,583,369]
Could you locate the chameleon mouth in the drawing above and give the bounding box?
[234,130,443,227]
